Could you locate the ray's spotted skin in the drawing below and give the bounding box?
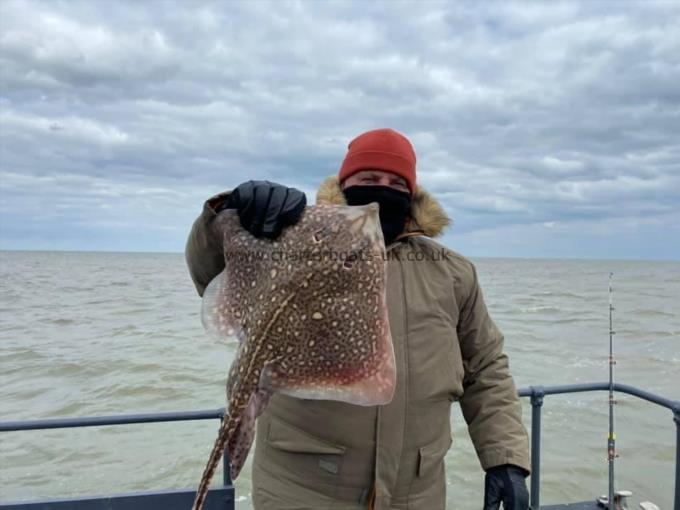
[191,203,396,510]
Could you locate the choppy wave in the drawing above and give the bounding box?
[519,305,561,313]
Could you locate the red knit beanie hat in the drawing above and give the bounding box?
[339,128,417,194]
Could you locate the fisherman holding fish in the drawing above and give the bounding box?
[186,128,530,510]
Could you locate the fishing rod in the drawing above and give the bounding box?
[597,274,659,510]
[608,272,616,508]
[596,273,620,509]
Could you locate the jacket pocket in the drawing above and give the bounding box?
[263,415,347,487]
[417,433,452,478]
[267,416,347,455]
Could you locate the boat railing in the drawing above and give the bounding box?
[0,382,678,510]
[520,382,679,510]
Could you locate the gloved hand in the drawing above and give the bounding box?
[483,464,529,510]
[219,180,307,239]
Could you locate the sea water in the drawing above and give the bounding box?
[1,251,678,508]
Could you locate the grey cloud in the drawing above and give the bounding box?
[0,0,678,257]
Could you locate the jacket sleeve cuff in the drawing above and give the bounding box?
[205,191,231,214]
[478,447,531,474]
[185,191,232,296]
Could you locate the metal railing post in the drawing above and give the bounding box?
[530,386,545,510]
[674,406,679,510]
[222,448,232,487]
[222,414,233,487]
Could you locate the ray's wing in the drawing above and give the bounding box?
[201,269,245,344]
[257,293,396,407]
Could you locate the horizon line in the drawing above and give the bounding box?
[0,248,677,263]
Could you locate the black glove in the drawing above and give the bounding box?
[483,464,529,510]
[220,180,306,239]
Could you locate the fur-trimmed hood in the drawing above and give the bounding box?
[315,176,451,238]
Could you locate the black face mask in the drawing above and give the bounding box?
[343,185,412,245]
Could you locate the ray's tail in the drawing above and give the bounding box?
[191,415,232,510]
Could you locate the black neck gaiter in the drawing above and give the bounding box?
[343,185,412,245]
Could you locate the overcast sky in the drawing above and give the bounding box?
[1,0,678,259]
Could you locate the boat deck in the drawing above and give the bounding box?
[0,494,602,510]
[0,496,607,510]
[0,488,233,510]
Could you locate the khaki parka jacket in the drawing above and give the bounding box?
[185,177,530,510]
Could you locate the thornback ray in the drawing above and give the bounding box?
[191,203,396,510]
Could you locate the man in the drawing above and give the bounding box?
[186,128,530,510]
